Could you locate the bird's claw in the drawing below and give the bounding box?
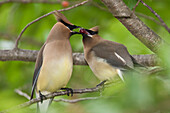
[96,80,107,87]
[39,90,47,103]
[61,88,73,96]
[96,80,107,96]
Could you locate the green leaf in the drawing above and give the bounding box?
[123,0,138,10]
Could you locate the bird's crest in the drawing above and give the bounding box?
[53,10,72,25]
[90,26,99,33]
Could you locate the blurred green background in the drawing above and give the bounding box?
[0,0,170,113]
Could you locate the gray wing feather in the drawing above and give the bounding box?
[91,41,134,70]
[30,44,46,100]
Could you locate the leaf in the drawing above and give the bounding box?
[123,0,138,10]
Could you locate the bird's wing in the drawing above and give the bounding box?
[91,41,134,70]
[30,44,46,100]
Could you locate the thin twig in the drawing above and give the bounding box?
[133,0,141,12]
[140,0,170,33]
[0,85,101,113]
[58,0,90,12]
[135,12,162,26]
[14,11,54,49]
[14,0,90,49]
[0,0,60,5]
[15,88,99,103]
[53,97,99,103]
[15,89,30,100]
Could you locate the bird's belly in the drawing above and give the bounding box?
[88,57,118,81]
[37,57,72,93]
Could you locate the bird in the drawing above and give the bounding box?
[30,10,80,113]
[79,26,135,85]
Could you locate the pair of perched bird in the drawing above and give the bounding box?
[30,10,136,113]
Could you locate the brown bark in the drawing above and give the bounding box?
[101,0,166,53]
[0,49,159,66]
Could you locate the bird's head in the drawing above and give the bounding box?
[79,26,99,38]
[79,26,102,48]
[53,10,81,35]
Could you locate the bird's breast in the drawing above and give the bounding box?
[37,56,73,92]
[86,52,118,81]
[36,41,73,93]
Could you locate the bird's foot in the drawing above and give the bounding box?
[96,80,107,96]
[39,90,47,103]
[96,80,107,87]
[61,88,73,96]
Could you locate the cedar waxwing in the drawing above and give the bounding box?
[30,10,80,113]
[79,26,134,83]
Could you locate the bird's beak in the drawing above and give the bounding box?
[70,26,82,36]
[79,28,90,35]
[79,28,92,37]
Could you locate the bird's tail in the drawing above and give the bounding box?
[116,69,124,82]
[36,92,53,113]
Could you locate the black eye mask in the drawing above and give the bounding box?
[84,29,98,35]
[60,19,80,30]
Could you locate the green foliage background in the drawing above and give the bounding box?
[0,0,170,113]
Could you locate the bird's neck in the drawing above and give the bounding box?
[83,36,103,49]
[46,31,70,43]
[46,23,71,42]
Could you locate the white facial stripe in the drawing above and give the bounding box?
[66,26,70,30]
[114,52,126,64]
[87,34,93,38]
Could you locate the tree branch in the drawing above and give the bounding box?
[14,11,54,49]
[15,89,99,103]
[132,54,160,67]
[101,0,167,53]
[0,86,102,113]
[90,2,168,30]
[15,88,99,103]
[0,49,38,62]
[53,97,99,103]
[14,0,90,49]
[0,49,160,66]
[0,0,60,5]
[140,0,170,33]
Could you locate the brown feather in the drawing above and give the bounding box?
[90,41,134,69]
[31,20,72,99]
[82,28,134,81]
[53,10,72,25]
